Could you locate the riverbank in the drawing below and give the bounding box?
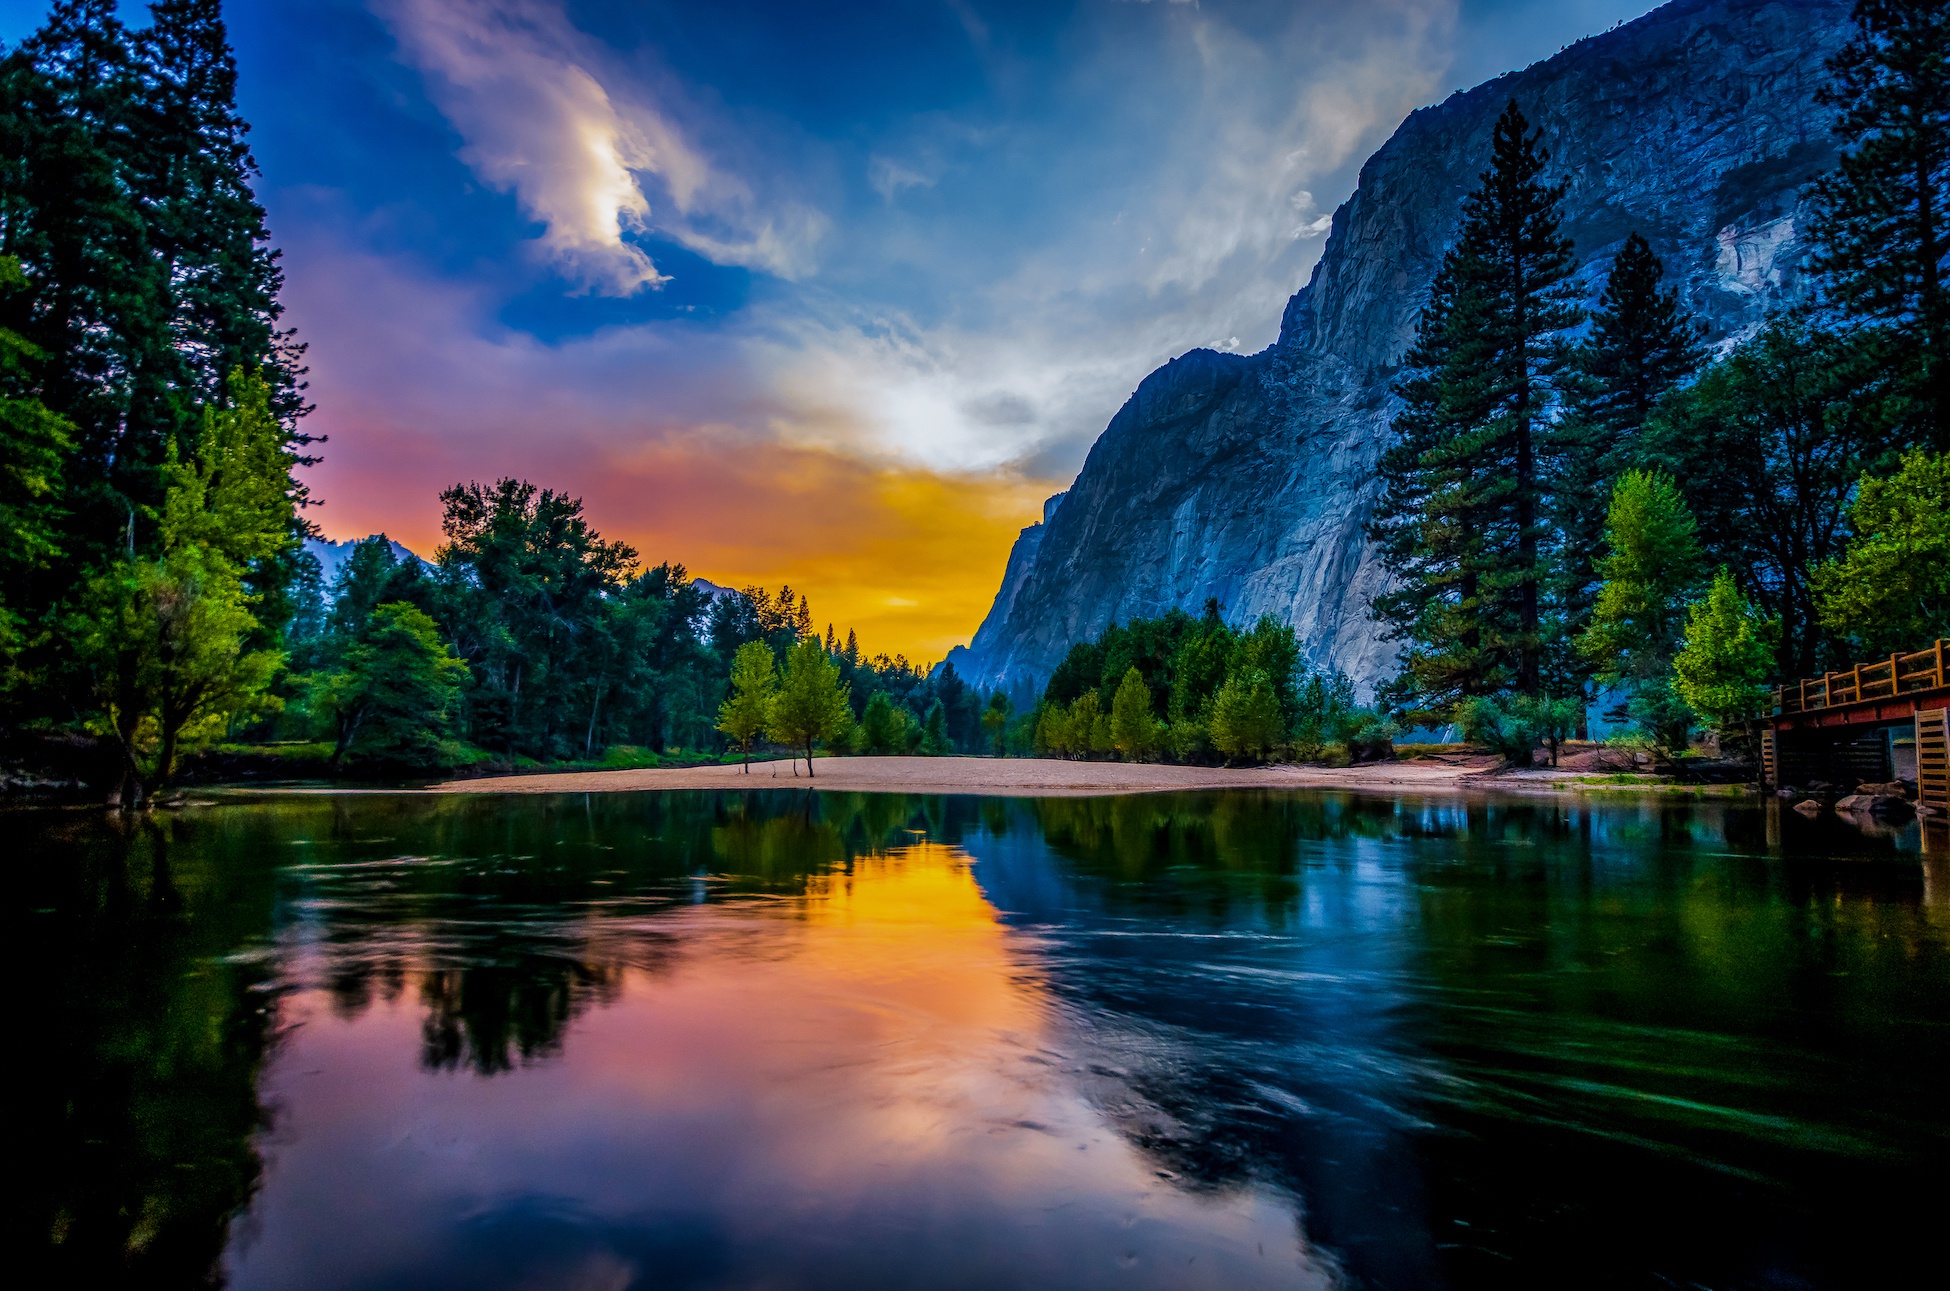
[426,753,1512,797]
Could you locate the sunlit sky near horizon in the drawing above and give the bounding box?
[3,0,1659,661]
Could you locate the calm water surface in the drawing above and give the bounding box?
[18,790,1950,1289]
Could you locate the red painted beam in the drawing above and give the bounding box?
[1767,690,1950,733]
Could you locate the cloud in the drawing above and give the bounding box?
[374,0,824,291]
[868,155,936,202]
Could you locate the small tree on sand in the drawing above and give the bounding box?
[769,637,851,777]
[982,692,1011,756]
[1209,669,1282,763]
[717,641,778,772]
[1109,667,1159,761]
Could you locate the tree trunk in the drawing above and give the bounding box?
[805,740,815,778]
[585,678,606,757]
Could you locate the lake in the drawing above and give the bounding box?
[18,789,1950,1289]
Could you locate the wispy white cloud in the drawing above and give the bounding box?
[868,155,936,202]
[374,0,824,292]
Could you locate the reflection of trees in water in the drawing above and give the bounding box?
[282,789,983,1075]
[420,958,624,1074]
[18,811,279,1287]
[975,791,1950,1291]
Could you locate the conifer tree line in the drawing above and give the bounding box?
[1365,0,1950,754]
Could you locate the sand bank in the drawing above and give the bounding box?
[427,753,1509,798]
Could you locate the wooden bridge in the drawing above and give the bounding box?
[1763,640,1949,816]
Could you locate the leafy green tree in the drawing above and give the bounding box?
[1068,690,1104,759]
[73,371,296,803]
[1457,693,1580,765]
[1043,637,1106,707]
[982,691,1011,756]
[0,256,70,666]
[1812,449,1950,655]
[1371,100,1582,709]
[1109,666,1159,761]
[434,479,637,758]
[1810,0,1950,449]
[1168,600,1233,728]
[1552,235,1703,654]
[305,601,467,766]
[1673,569,1778,734]
[716,640,778,771]
[1209,669,1282,763]
[79,544,277,803]
[769,636,850,776]
[1641,318,1885,676]
[918,699,951,756]
[1577,470,1704,748]
[860,691,910,755]
[1292,667,1359,758]
[1,1,310,653]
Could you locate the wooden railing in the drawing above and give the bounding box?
[1773,640,1950,714]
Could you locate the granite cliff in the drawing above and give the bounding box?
[947,0,1853,698]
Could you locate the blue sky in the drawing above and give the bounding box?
[1,0,1659,655]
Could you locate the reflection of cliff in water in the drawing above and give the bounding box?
[18,813,279,1288]
[962,792,1950,1291]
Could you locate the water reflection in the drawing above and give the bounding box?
[13,789,1950,1289]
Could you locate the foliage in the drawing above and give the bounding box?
[1810,0,1950,449]
[918,699,950,756]
[861,691,913,755]
[302,601,467,766]
[1369,99,1582,709]
[1812,449,1950,655]
[1673,569,1778,733]
[1456,693,1580,766]
[0,0,312,672]
[981,691,1011,756]
[71,372,296,801]
[768,636,851,776]
[716,640,778,771]
[0,256,71,665]
[1552,235,1703,657]
[1578,470,1704,682]
[1208,669,1283,762]
[1109,666,1159,760]
[1640,318,1888,677]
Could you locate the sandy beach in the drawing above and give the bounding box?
[427,753,1511,797]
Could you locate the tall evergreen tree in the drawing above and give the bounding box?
[1551,233,1703,665]
[3,2,167,571]
[1,1,312,715]
[1810,0,1950,449]
[1370,100,1581,712]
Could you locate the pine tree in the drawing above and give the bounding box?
[4,3,169,571]
[1370,100,1581,712]
[1552,234,1703,652]
[1810,0,1950,450]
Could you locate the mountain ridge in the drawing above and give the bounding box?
[948,0,1853,698]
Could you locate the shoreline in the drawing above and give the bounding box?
[422,753,1528,798]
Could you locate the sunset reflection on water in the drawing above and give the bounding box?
[21,790,1950,1291]
[229,833,1325,1290]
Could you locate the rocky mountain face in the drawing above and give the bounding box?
[947,0,1853,698]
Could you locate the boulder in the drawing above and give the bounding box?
[1793,800,1823,817]
[1836,794,1912,819]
